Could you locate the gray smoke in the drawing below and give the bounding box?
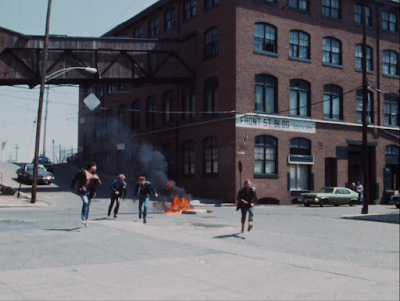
[131,143,191,202]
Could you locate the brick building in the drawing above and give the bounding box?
[77,0,399,204]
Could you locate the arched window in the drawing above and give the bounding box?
[355,44,373,71]
[203,136,218,175]
[384,94,399,126]
[183,0,196,21]
[182,140,195,176]
[323,37,342,65]
[163,90,174,124]
[382,11,398,33]
[255,74,278,113]
[255,23,277,53]
[354,4,372,26]
[204,27,219,58]
[324,84,343,120]
[289,30,310,60]
[356,90,374,124]
[290,79,311,117]
[254,135,277,176]
[146,96,157,128]
[131,100,141,131]
[164,7,176,30]
[383,50,399,76]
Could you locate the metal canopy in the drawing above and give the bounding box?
[0,27,196,88]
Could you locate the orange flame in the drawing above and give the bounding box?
[165,196,194,215]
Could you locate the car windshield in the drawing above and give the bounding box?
[26,166,46,172]
[38,157,50,163]
[319,188,334,193]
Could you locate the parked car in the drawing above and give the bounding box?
[32,156,54,172]
[298,187,360,207]
[16,164,54,185]
[389,194,400,209]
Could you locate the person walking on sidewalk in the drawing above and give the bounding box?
[71,162,101,227]
[236,179,257,233]
[133,176,158,223]
[108,174,127,218]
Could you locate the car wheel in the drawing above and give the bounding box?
[304,202,310,207]
[320,199,328,207]
[349,200,357,206]
[396,204,400,209]
[334,204,339,206]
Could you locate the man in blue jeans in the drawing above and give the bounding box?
[133,176,158,223]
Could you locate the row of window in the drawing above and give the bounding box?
[133,0,219,38]
[259,1,399,33]
[255,24,399,76]
[89,75,399,139]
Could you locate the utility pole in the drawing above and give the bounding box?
[32,0,52,204]
[361,6,369,214]
[42,85,50,156]
[14,144,20,162]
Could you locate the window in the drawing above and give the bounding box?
[204,27,219,58]
[94,113,102,140]
[105,109,113,137]
[133,25,143,38]
[383,50,399,76]
[117,105,126,131]
[255,23,277,54]
[290,138,311,191]
[183,0,196,21]
[164,8,176,30]
[289,30,310,60]
[254,135,277,175]
[204,0,219,10]
[162,143,175,178]
[131,100,141,131]
[323,84,343,120]
[289,0,309,12]
[385,145,400,191]
[148,18,159,38]
[146,96,157,128]
[323,37,342,65]
[182,140,195,176]
[182,86,195,120]
[203,136,218,175]
[384,94,399,126]
[255,74,278,114]
[322,0,341,19]
[355,44,373,71]
[382,11,398,33]
[354,4,372,26]
[163,90,174,124]
[290,79,310,117]
[204,77,218,116]
[356,90,374,124]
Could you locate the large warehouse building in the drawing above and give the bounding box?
[77,0,399,204]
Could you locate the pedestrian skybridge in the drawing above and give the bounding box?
[0,27,196,88]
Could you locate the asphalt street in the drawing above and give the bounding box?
[0,162,399,300]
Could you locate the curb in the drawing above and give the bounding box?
[0,182,31,199]
[342,212,400,224]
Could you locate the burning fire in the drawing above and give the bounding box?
[164,195,194,215]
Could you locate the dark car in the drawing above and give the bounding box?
[16,163,54,185]
[389,194,400,209]
[298,187,360,207]
[32,156,54,172]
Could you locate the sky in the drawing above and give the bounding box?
[0,0,158,163]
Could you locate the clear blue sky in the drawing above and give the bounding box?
[0,0,158,163]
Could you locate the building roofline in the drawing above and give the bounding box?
[102,0,171,37]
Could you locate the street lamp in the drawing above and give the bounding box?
[31,66,98,203]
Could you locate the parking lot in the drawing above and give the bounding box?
[0,162,399,300]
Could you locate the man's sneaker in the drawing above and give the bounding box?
[139,214,142,219]
[143,220,146,224]
[114,214,117,218]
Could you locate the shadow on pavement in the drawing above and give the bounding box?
[213,233,246,240]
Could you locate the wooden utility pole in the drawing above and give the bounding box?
[32,0,52,203]
[361,6,369,214]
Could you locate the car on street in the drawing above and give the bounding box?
[298,187,360,207]
[389,194,400,208]
[32,156,54,172]
[16,163,54,185]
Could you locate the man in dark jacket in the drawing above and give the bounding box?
[108,174,127,218]
[133,176,158,223]
[236,179,257,233]
[71,162,101,226]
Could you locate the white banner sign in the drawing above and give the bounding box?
[236,115,316,133]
